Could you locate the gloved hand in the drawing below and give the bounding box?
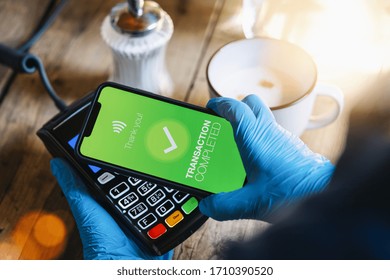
[199,95,335,222]
[50,158,173,260]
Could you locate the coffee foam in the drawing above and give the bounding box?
[217,66,305,107]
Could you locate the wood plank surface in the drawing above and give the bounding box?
[0,0,226,260]
[0,0,51,100]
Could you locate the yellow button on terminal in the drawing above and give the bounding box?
[165,210,184,228]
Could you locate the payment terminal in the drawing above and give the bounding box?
[37,93,208,256]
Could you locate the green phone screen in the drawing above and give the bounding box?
[79,85,246,194]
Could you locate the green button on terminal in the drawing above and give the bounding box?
[182,197,198,214]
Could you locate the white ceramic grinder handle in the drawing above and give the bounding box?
[306,83,344,130]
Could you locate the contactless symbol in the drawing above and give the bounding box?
[146,120,190,162]
[112,120,127,134]
[163,126,177,154]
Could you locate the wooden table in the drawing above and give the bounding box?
[0,0,389,259]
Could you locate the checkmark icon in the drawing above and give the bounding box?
[147,120,189,161]
[163,126,177,154]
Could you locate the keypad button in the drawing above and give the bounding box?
[173,191,189,204]
[164,187,174,193]
[138,213,157,230]
[97,172,115,185]
[118,192,139,209]
[156,200,174,217]
[182,197,198,215]
[146,189,166,206]
[109,182,130,199]
[128,202,148,219]
[147,223,167,239]
[165,210,184,228]
[128,177,142,186]
[137,182,156,196]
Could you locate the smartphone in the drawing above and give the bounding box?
[76,82,246,197]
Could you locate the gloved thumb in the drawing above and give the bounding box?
[199,185,268,221]
[50,158,98,219]
[51,158,135,258]
[207,97,256,134]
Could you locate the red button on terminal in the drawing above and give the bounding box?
[147,223,167,239]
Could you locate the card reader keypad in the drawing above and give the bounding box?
[97,172,199,240]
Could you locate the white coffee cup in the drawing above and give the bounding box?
[206,38,344,136]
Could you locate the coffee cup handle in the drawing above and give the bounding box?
[307,83,344,130]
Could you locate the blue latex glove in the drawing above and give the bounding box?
[199,95,335,222]
[50,158,173,260]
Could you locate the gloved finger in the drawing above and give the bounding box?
[50,158,105,222]
[207,97,256,136]
[241,94,275,121]
[50,159,127,251]
[161,250,174,260]
[199,185,265,221]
